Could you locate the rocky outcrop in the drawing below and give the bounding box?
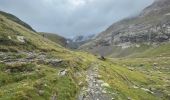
[80,0,170,57]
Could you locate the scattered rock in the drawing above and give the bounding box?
[17,36,25,43]
[153,63,158,66]
[8,36,12,40]
[58,69,68,76]
[133,85,139,89]
[78,82,83,86]
[47,59,63,66]
[128,67,134,71]
[97,80,104,84]
[141,88,154,94]
[51,93,57,100]
[38,90,45,96]
[101,83,110,88]
[97,75,102,79]
[149,87,156,91]
[78,64,113,100]
[127,97,132,100]
[102,90,107,94]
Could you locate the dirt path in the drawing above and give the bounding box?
[78,63,114,100]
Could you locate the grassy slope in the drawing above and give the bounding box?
[134,43,170,58]
[38,32,67,47]
[0,11,170,100]
[0,11,35,32]
[0,13,97,100]
[98,57,170,100]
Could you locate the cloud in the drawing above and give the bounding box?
[0,0,154,38]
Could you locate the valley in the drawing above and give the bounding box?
[0,0,170,100]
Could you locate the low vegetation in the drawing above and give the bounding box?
[0,9,170,100]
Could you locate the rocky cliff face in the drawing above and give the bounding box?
[80,0,170,57]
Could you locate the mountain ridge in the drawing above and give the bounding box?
[0,11,35,32]
[80,0,170,57]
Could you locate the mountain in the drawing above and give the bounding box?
[80,0,170,57]
[67,34,95,49]
[0,11,35,32]
[0,10,170,100]
[72,34,95,43]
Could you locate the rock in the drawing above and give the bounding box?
[149,87,156,91]
[128,67,134,71]
[58,69,67,76]
[98,55,106,61]
[78,82,83,86]
[133,85,139,89]
[5,69,11,73]
[48,59,63,66]
[17,36,25,43]
[127,97,132,100]
[135,44,140,47]
[51,93,57,100]
[141,88,154,94]
[153,63,158,66]
[112,93,116,95]
[44,84,47,87]
[102,90,107,94]
[97,75,102,79]
[95,84,99,87]
[101,83,110,87]
[8,36,12,40]
[97,80,104,84]
[38,90,45,96]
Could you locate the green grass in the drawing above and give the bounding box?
[39,32,67,47]
[135,43,170,57]
[98,58,170,100]
[0,13,97,99]
[0,10,170,100]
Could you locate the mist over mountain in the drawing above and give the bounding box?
[80,0,170,57]
[0,0,153,38]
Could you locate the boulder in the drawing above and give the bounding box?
[98,55,106,61]
[58,69,68,76]
[101,83,110,87]
[17,36,25,43]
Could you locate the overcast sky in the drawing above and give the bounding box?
[0,0,154,38]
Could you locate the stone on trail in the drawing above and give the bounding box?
[58,69,68,76]
[101,83,110,87]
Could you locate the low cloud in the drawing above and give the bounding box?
[0,0,153,38]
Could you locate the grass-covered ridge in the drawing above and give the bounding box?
[0,11,97,99]
[98,57,170,100]
[0,11,35,32]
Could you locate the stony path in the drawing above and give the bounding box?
[78,63,114,100]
